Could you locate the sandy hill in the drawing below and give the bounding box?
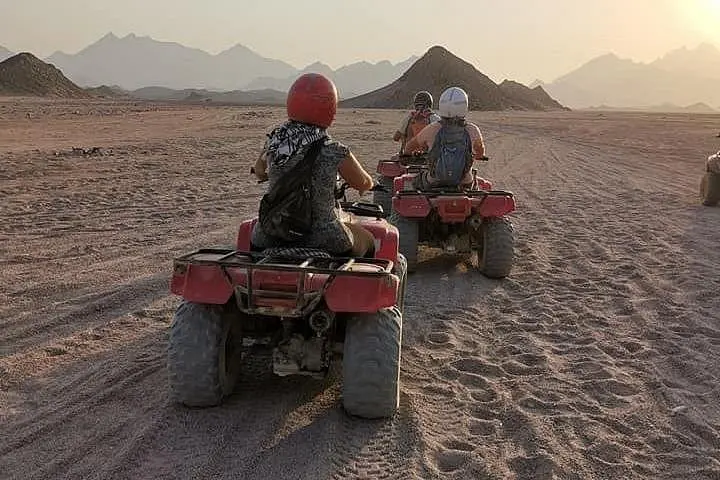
[0,52,89,98]
[130,86,286,105]
[340,46,567,111]
[85,84,130,98]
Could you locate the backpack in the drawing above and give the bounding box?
[429,121,473,186]
[258,139,324,243]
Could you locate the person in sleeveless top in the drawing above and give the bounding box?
[251,73,376,257]
[403,87,485,189]
[393,91,441,155]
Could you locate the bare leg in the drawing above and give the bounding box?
[345,222,375,257]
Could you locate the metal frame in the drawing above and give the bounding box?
[395,189,515,199]
[174,249,396,317]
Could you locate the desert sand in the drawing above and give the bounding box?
[1,98,720,480]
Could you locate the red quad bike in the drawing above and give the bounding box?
[167,177,407,419]
[389,158,517,276]
[372,152,429,215]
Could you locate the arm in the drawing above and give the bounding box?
[467,124,486,160]
[338,151,373,195]
[403,135,421,154]
[254,150,268,181]
[472,137,485,160]
[393,114,410,142]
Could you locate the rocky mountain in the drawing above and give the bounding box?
[0,52,89,98]
[46,33,297,91]
[542,44,720,109]
[246,56,417,98]
[499,80,566,111]
[584,102,717,114]
[340,46,567,112]
[42,32,419,97]
[0,46,13,62]
[651,43,720,79]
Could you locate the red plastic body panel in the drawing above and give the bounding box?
[392,195,432,218]
[432,197,472,223]
[478,195,516,218]
[171,261,399,312]
[236,219,257,251]
[325,271,399,312]
[393,173,417,194]
[171,264,234,304]
[377,161,406,178]
[173,214,404,313]
[354,216,399,264]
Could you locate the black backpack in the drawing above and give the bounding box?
[258,139,324,243]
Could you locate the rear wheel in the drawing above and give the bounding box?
[372,175,394,216]
[342,306,402,419]
[389,211,419,273]
[168,301,242,407]
[477,217,515,279]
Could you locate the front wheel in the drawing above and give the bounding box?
[342,307,402,419]
[477,217,515,279]
[167,301,242,407]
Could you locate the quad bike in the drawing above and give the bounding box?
[372,152,430,214]
[388,159,516,277]
[167,175,406,419]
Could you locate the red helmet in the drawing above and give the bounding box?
[286,73,338,128]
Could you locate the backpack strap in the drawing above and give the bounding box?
[286,138,325,176]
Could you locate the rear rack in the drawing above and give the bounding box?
[174,249,396,316]
[396,189,515,199]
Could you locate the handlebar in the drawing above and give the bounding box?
[335,181,387,200]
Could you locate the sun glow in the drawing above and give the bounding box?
[681,0,720,39]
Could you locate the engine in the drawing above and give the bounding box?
[272,308,336,377]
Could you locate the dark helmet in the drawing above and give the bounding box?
[413,90,433,110]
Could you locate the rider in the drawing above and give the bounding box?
[403,86,485,190]
[252,73,376,257]
[393,91,441,155]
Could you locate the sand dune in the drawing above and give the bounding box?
[1,99,719,479]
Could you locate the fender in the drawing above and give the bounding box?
[236,218,258,251]
[392,195,432,218]
[377,161,406,178]
[477,195,516,218]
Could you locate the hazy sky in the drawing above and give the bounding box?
[1,0,718,82]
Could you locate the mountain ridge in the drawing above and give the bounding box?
[542,43,720,108]
[341,46,567,112]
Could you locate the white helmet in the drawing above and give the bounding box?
[438,86,469,118]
